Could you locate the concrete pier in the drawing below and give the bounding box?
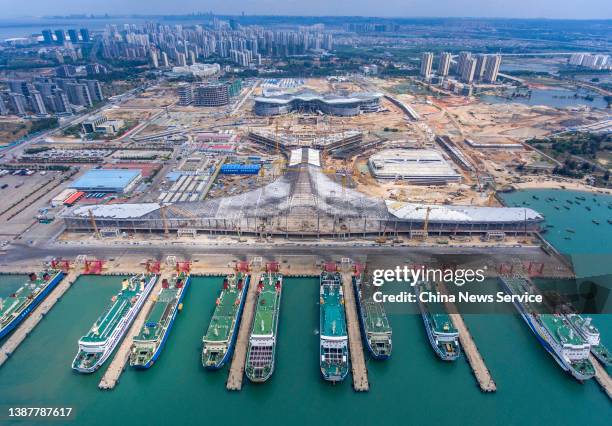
[438,282,497,393]
[98,272,166,390]
[341,273,369,392]
[227,273,259,391]
[590,354,612,400]
[0,270,80,368]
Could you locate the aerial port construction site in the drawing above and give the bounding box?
[1,38,612,423]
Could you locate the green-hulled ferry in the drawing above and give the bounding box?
[414,281,461,361]
[353,273,392,359]
[245,272,283,382]
[130,272,190,369]
[202,272,249,369]
[319,270,349,382]
[566,314,611,367]
[0,270,65,339]
[72,274,157,373]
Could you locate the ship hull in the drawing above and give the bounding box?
[72,275,157,373]
[132,276,191,369]
[499,278,593,381]
[0,271,65,340]
[352,278,391,360]
[319,273,349,383]
[417,300,461,361]
[204,276,250,370]
[246,277,282,383]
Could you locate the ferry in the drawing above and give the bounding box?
[499,277,595,381]
[414,281,461,361]
[72,274,157,373]
[566,314,611,367]
[245,272,282,382]
[130,272,190,369]
[0,270,65,339]
[319,270,349,382]
[353,273,392,359]
[202,272,249,369]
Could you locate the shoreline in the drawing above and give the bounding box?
[513,180,612,195]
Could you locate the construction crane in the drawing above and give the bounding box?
[88,209,100,238]
[414,206,442,239]
[160,204,170,237]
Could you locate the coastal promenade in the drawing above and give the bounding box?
[341,272,369,392]
[227,272,260,391]
[0,270,79,368]
[98,271,166,390]
[438,282,497,393]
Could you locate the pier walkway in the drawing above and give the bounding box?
[227,273,259,391]
[590,355,612,400]
[341,273,369,392]
[98,272,166,390]
[439,282,497,392]
[0,270,80,368]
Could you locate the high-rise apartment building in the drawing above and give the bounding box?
[483,55,501,83]
[420,52,433,79]
[438,52,451,76]
[461,57,477,84]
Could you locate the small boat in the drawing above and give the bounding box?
[564,206,570,210]
[532,195,540,200]
[554,206,560,210]
[566,228,575,233]
[564,237,572,240]
[586,206,591,211]
[593,220,600,225]
[576,196,586,201]
[567,200,573,205]
[545,224,554,228]
[607,219,612,225]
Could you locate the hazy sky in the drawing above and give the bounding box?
[2,0,612,20]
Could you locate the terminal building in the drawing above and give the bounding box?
[253,90,382,116]
[368,149,461,184]
[70,169,142,194]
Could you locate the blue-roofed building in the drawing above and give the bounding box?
[70,169,142,194]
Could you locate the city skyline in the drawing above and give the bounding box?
[3,0,612,20]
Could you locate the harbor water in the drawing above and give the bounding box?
[0,189,611,425]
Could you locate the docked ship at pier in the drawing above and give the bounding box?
[414,281,461,361]
[245,271,283,382]
[0,270,65,339]
[130,272,190,369]
[319,269,349,382]
[566,314,611,367]
[72,273,157,373]
[499,276,595,381]
[353,272,392,359]
[202,272,249,369]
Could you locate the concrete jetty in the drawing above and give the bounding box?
[341,272,369,392]
[590,354,612,400]
[98,272,166,390]
[438,282,497,393]
[227,273,259,391]
[0,270,80,368]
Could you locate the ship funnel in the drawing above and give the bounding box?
[122,279,128,290]
[585,317,592,326]
[140,279,145,291]
[261,319,265,332]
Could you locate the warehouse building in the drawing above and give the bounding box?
[368,149,461,184]
[70,169,142,194]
